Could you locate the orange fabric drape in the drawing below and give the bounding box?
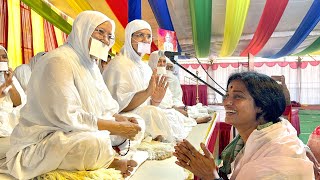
[20,2,33,64]
[44,19,58,52]
[0,0,8,48]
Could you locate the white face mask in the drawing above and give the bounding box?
[89,38,110,61]
[0,62,8,72]
[0,72,5,84]
[157,67,166,75]
[137,42,151,55]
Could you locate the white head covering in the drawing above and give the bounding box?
[121,19,151,64]
[67,11,115,65]
[148,51,161,69]
[29,52,46,71]
[0,45,9,65]
[0,45,8,55]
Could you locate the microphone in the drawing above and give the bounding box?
[158,50,190,58]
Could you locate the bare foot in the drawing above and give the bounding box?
[109,159,138,178]
[196,116,212,124]
[154,135,165,142]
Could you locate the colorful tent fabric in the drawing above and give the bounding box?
[1,0,320,68]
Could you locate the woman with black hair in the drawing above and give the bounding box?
[174,71,314,179]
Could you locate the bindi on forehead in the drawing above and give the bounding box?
[230,85,233,89]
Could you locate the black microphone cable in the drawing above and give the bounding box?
[192,56,227,92]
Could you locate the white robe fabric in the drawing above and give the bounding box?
[13,52,46,92]
[103,20,174,142]
[166,70,185,107]
[148,51,196,140]
[230,119,314,180]
[13,64,31,92]
[0,46,27,137]
[29,52,46,71]
[0,11,136,180]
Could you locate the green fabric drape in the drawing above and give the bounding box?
[219,0,250,57]
[294,37,320,56]
[189,0,212,58]
[21,0,72,34]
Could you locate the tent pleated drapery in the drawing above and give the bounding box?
[21,0,72,34]
[240,0,288,57]
[0,0,8,49]
[7,0,22,68]
[269,0,320,59]
[20,2,33,64]
[31,9,45,56]
[189,0,212,58]
[148,0,182,52]
[219,0,250,57]
[2,0,320,67]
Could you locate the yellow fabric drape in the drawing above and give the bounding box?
[31,9,45,55]
[219,0,250,57]
[54,26,65,46]
[7,0,22,68]
[65,0,92,14]
[310,51,320,55]
[48,0,124,52]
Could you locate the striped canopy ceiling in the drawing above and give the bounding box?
[30,0,320,59]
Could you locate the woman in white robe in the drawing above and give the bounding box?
[0,46,26,137]
[0,11,142,179]
[103,20,174,142]
[153,53,211,124]
[174,71,314,179]
[148,51,196,140]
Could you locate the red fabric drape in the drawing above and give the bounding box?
[0,0,8,49]
[44,19,58,52]
[240,0,288,56]
[106,0,128,27]
[20,2,33,64]
[181,85,208,106]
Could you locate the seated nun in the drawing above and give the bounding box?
[103,20,175,142]
[151,51,211,124]
[0,11,145,179]
[0,45,26,137]
[147,51,197,140]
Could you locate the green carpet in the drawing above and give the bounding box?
[298,110,320,144]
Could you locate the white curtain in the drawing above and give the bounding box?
[178,62,320,104]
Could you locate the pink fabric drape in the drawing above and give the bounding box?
[240,0,288,56]
[0,0,8,48]
[20,2,33,64]
[44,19,58,52]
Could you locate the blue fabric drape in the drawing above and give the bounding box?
[128,0,141,22]
[268,0,320,59]
[148,0,182,52]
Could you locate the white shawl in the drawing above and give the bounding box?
[231,119,314,179]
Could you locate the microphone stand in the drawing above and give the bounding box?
[170,57,224,97]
